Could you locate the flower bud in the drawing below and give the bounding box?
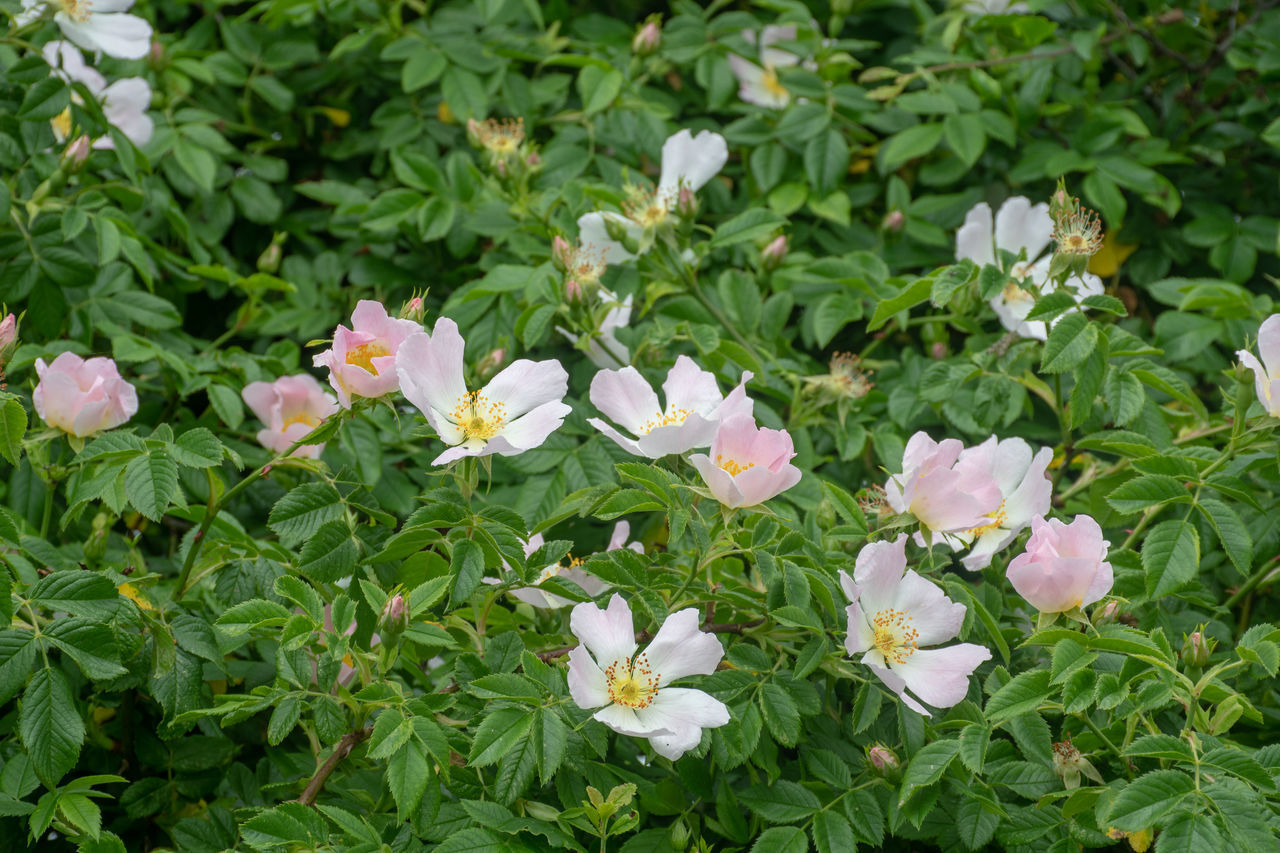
[1181,630,1213,668]
[882,210,905,232]
[565,279,583,304]
[476,347,506,380]
[867,745,899,777]
[256,242,282,273]
[930,342,947,360]
[761,235,788,270]
[0,313,18,368]
[1096,600,1120,624]
[399,295,425,325]
[603,216,631,243]
[632,15,662,56]
[379,594,408,641]
[674,185,698,219]
[64,135,92,169]
[551,236,573,272]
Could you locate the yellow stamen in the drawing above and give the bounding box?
[344,342,391,375]
[450,391,507,443]
[966,500,1008,537]
[604,653,660,709]
[716,455,755,477]
[761,65,789,99]
[282,412,321,431]
[51,108,72,143]
[872,608,919,665]
[55,0,91,22]
[639,406,691,434]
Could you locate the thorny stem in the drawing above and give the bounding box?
[297,727,372,806]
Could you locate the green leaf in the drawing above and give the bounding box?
[57,792,101,840]
[759,681,801,745]
[214,599,292,636]
[577,65,623,114]
[1205,778,1275,852]
[985,670,1051,723]
[171,429,223,468]
[739,780,821,823]
[709,209,786,249]
[1106,474,1192,515]
[468,707,533,768]
[867,277,933,331]
[30,572,118,618]
[268,483,344,547]
[124,451,180,521]
[811,810,855,853]
[1196,498,1252,577]
[45,619,126,680]
[1039,313,1098,373]
[532,708,567,785]
[401,49,447,93]
[930,259,977,308]
[958,724,990,773]
[173,140,217,194]
[1106,770,1194,832]
[449,538,485,608]
[898,739,961,803]
[493,730,537,804]
[804,130,849,196]
[19,667,84,786]
[386,738,429,819]
[1155,812,1223,853]
[267,696,301,745]
[943,112,986,167]
[18,77,69,121]
[1141,518,1200,598]
[0,398,27,466]
[750,826,808,853]
[296,520,359,583]
[879,123,944,172]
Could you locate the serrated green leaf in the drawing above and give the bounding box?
[1142,518,1200,598]
[124,452,179,521]
[19,667,84,786]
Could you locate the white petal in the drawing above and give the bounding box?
[891,570,966,647]
[851,535,909,616]
[891,644,991,710]
[569,594,637,671]
[635,688,729,759]
[586,416,645,457]
[567,644,610,709]
[58,11,152,60]
[482,359,568,420]
[577,212,636,264]
[661,355,723,416]
[396,322,467,438]
[643,609,724,685]
[658,129,728,198]
[589,366,661,435]
[955,202,995,267]
[489,400,571,452]
[994,197,1052,262]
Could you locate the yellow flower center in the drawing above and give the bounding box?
[716,455,755,477]
[761,65,789,99]
[639,406,691,434]
[872,608,919,665]
[51,107,72,142]
[605,653,660,709]
[535,556,582,584]
[966,500,1008,537]
[344,342,391,375]
[281,412,321,432]
[56,0,92,22]
[451,391,507,443]
[1002,281,1033,305]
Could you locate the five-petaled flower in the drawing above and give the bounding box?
[33,351,138,437]
[840,535,992,715]
[396,317,571,465]
[588,355,753,458]
[689,413,802,508]
[42,41,153,150]
[241,374,338,459]
[313,300,422,409]
[568,594,729,760]
[21,0,154,60]
[883,431,1004,538]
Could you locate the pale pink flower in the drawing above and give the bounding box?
[840,535,992,715]
[21,0,153,60]
[932,436,1053,571]
[43,41,153,149]
[506,522,643,609]
[955,197,1103,340]
[689,414,802,508]
[576,129,728,262]
[396,317,570,466]
[241,374,338,459]
[1237,314,1280,417]
[588,356,753,458]
[33,351,137,437]
[883,432,1003,537]
[312,300,421,409]
[728,25,806,109]
[568,594,729,760]
[1006,515,1113,613]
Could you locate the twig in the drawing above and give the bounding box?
[1105,0,1191,65]
[297,727,371,806]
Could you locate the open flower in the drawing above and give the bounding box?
[840,535,992,715]
[21,0,153,60]
[576,129,728,262]
[241,374,338,459]
[313,300,422,409]
[956,197,1103,341]
[507,522,643,609]
[33,351,138,437]
[689,414,802,508]
[727,24,817,109]
[588,356,753,457]
[933,436,1053,571]
[558,289,633,369]
[1006,515,1113,613]
[43,41,153,149]
[568,595,729,760]
[883,432,1003,537]
[1237,314,1280,417]
[396,317,570,465]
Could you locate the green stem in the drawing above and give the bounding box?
[1223,557,1279,610]
[39,485,53,538]
[1075,712,1132,779]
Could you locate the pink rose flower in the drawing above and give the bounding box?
[241,374,338,459]
[689,414,802,509]
[506,522,643,610]
[1006,515,1113,613]
[33,352,138,437]
[840,535,992,715]
[313,300,422,408]
[883,432,1003,537]
[1237,313,1280,417]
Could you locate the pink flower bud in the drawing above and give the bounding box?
[552,236,573,272]
[675,185,698,218]
[1096,601,1120,624]
[930,342,947,360]
[761,235,788,270]
[64,135,91,168]
[1182,630,1213,668]
[256,242,282,273]
[565,279,583,303]
[0,314,17,360]
[399,296,425,324]
[632,17,661,56]
[379,593,409,641]
[1006,515,1113,613]
[868,745,899,772]
[149,40,164,64]
[882,210,905,232]
[525,151,540,167]
[476,347,506,380]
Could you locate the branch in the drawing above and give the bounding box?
[297,727,371,806]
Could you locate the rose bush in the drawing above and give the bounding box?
[1,0,1279,851]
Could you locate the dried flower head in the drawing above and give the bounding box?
[468,116,525,156]
[1052,197,1104,257]
[803,352,874,405]
[1052,736,1103,789]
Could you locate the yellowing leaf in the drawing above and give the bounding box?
[118,583,154,611]
[1089,232,1138,277]
[319,106,350,127]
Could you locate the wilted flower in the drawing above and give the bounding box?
[43,41,153,149]
[505,522,643,609]
[1006,515,1113,613]
[568,594,729,759]
[34,352,138,437]
[313,300,422,409]
[396,317,571,465]
[588,355,753,458]
[802,352,873,408]
[955,197,1104,341]
[577,129,728,262]
[241,374,338,459]
[840,535,992,715]
[1052,737,1103,789]
[1237,314,1280,417]
[1052,195,1104,257]
[468,116,524,157]
[932,436,1053,571]
[689,414,802,509]
[883,432,1003,538]
[20,0,153,60]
